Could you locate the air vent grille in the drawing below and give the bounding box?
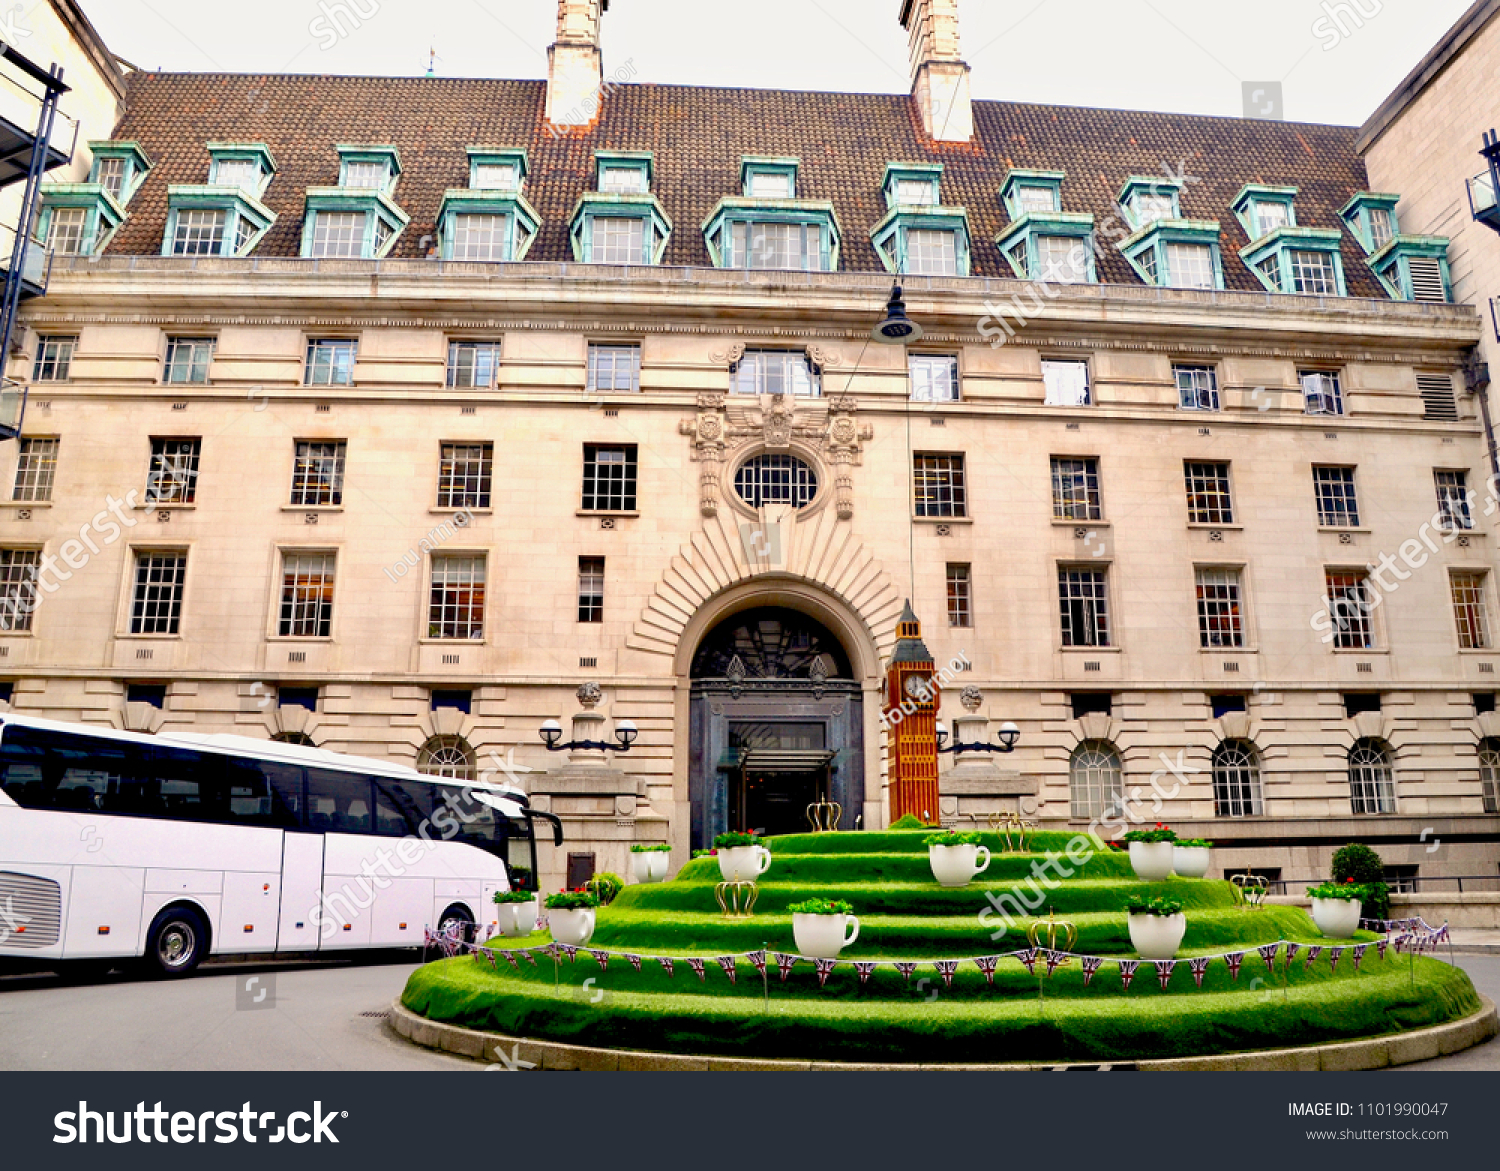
[0,871,61,947]
[1408,256,1447,304]
[1417,373,1458,421]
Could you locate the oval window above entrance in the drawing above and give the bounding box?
[734,454,818,508]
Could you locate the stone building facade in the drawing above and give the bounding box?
[1,0,1496,890]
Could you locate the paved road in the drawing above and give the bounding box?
[1,953,1495,1072]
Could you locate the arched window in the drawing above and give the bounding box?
[417,735,476,782]
[1069,741,1123,819]
[1480,739,1500,814]
[1212,740,1263,817]
[734,454,818,508]
[271,731,316,748]
[1348,739,1395,814]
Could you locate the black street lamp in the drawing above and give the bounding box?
[539,717,637,753]
[935,720,1020,756]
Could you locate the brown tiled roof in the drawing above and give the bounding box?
[108,72,1385,297]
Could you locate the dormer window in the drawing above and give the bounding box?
[569,151,670,266]
[206,143,275,198]
[439,153,541,263]
[1232,185,1298,241]
[335,145,400,195]
[1237,190,1345,297]
[884,163,943,210]
[995,170,1095,285]
[1016,185,1058,214]
[742,158,799,199]
[871,163,971,277]
[96,157,125,198]
[1119,177,1183,231]
[704,158,839,273]
[1339,192,1400,254]
[749,172,791,198]
[1119,177,1221,291]
[467,148,527,193]
[85,142,151,207]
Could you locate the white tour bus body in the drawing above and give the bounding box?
[0,714,556,975]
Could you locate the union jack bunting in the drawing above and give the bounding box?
[774,952,798,982]
[687,958,706,982]
[1376,938,1389,961]
[1081,955,1103,986]
[423,928,440,950]
[502,950,518,970]
[1015,948,1039,976]
[814,958,838,988]
[1154,959,1176,990]
[748,950,768,978]
[1189,956,1210,987]
[716,956,738,984]
[1303,945,1322,971]
[1044,949,1067,977]
[974,955,1000,986]
[1117,958,1139,990]
[894,961,918,983]
[1328,946,1344,972]
[588,949,610,971]
[1256,943,1279,971]
[1352,943,1368,970]
[486,949,500,971]
[559,944,579,963]
[657,956,674,978]
[625,954,642,972]
[935,959,960,988]
[1225,951,1245,981]
[524,950,538,967]
[853,962,877,985]
[1435,923,1451,944]
[1285,942,1300,965]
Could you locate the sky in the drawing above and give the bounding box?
[81,0,1475,128]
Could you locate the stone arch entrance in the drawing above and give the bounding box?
[689,607,864,847]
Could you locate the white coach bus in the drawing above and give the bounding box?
[0,714,561,977]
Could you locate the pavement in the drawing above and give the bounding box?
[0,951,1495,1072]
[1446,930,1500,954]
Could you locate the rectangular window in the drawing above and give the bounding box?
[1256,255,1283,292]
[748,172,791,198]
[733,221,818,271]
[450,213,508,261]
[1174,365,1219,411]
[342,161,386,189]
[446,341,500,389]
[279,551,336,638]
[1325,570,1375,650]
[732,350,820,397]
[437,442,493,510]
[1301,370,1343,416]
[895,178,935,205]
[146,438,201,505]
[428,554,486,640]
[163,337,215,384]
[1254,202,1289,236]
[290,440,346,507]
[472,163,518,191]
[909,355,959,402]
[599,166,644,194]
[310,211,366,258]
[946,563,972,628]
[172,209,227,255]
[1195,567,1244,649]
[46,207,88,255]
[582,444,637,512]
[1132,192,1175,226]
[905,229,958,276]
[1452,572,1491,650]
[11,438,57,502]
[913,453,967,518]
[213,159,259,192]
[587,343,642,393]
[1368,208,1394,249]
[0,548,39,632]
[130,551,187,635]
[1290,250,1339,295]
[1051,457,1102,521]
[578,556,604,623]
[1165,242,1215,289]
[1059,567,1110,648]
[590,216,644,264]
[1135,245,1160,284]
[1017,184,1058,214]
[1436,470,1473,532]
[32,336,75,382]
[1036,235,1088,283]
[1313,466,1360,527]
[1184,461,1234,525]
[234,215,257,254]
[304,339,357,386]
[1042,359,1090,406]
[96,156,126,197]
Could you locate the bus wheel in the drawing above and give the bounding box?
[146,907,208,977]
[437,904,474,944]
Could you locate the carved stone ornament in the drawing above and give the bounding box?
[960,684,983,712]
[576,681,603,710]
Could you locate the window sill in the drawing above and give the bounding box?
[281,505,344,513]
[1187,523,1242,531]
[418,638,488,646]
[1318,526,1370,534]
[0,501,50,509]
[1201,646,1258,654]
[1331,647,1388,655]
[1052,518,1107,528]
[577,510,640,519]
[430,507,492,516]
[1059,645,1121,654]
[1458,648,1497,655]
[265,637,334,644]
[116,633,182,641]
[913,515,972,525]
[136,503,196,511]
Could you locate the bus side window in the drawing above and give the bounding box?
[151,744,220,821]
[0,760,45,806]
[373,780,418,837]
[76,739,155,816]
[258,761,306,830]
[306,768,373,835]
[220,760,285,827]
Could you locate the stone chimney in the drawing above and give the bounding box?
[547,0,610,129]
[899,0,973,143]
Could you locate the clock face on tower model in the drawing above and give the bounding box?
[904,673,931,700]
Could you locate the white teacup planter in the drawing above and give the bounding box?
[1128,911,1187,960]
[1310,896,1363,939]
[1128,841,1176,881]
[791,909,860,960]
[718,844,772,883]
[631,848,670,884]
[1172,845,1212,879]
[547,907,596,948]
[492,898,539,939]
[927,841,992,888]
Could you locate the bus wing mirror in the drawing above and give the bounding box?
[527,809,564,847]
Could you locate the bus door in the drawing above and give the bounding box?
[257,761,323,951]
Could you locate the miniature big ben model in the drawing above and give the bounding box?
[886,600,939,823]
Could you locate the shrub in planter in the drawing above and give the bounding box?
[629,843,672,883]
[1307,878,1368,939]
[1332,843,1391,922]
[544,889,600,947]
[890,813,928,829]
[924,830,992,888]
[585,872,624,905]
[714,830,772,882]
[788,898,859,960]
[507,865,533,891]
[1126,894,1186,960]
[1172,838,1214,879]
[491,889,540,939]
[1122,824,1179,881]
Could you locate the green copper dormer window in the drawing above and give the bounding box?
[37,186,125,257]
[302,188,409,259]
[206,142,276,198]
[1001,170,1065,219]
[1232,184,1298,241]
[1240,227,1346,296]
[335,144,401,195]
[1118,176,1184,231]
[995,214,1097,284]
[467,147,527,192]
[162,185,276,257]
[1368,236,1453,303]
[86,141,152,206]
[1339,192,1400,254]
[436,188,541,262]
[883,163,944,209]
[596,151,653,195]
[740,157,800,199]
[570,191,672,265]
[1122,219,1224,290]
[703,201,840,272]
